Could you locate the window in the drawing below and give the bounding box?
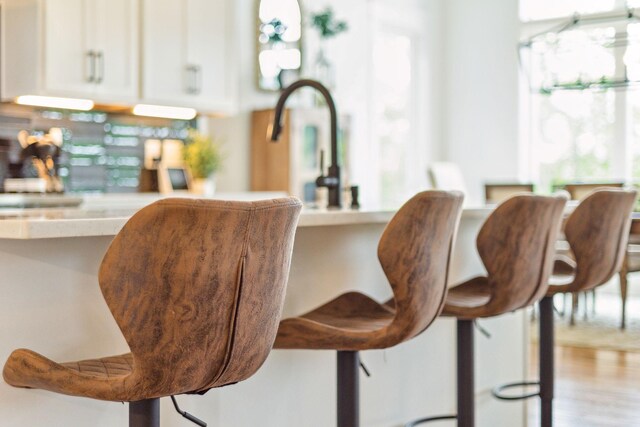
[361,1,429,209]
[373,30,417,208]
[531,90,616,190]
[521,0,615,22]
[521,0,640,189]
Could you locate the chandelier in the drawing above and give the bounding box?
[520,9,640,93]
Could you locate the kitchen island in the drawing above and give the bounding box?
[0,196,528,427]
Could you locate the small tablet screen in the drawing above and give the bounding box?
[168,168,189,191]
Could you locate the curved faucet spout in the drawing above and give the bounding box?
[270,79,342,208]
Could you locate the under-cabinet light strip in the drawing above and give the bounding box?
[15,95,95,111]
[132,104,198,120]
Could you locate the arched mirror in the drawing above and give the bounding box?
[257,0,303,91]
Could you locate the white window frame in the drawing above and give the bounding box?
[520,1,636,185]
[364,1,429,207]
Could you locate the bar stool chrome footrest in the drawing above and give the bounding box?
[405,414,456,426]
[492,381,540,401]
[171,396,207,426]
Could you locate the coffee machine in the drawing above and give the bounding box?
[4,129,64,193]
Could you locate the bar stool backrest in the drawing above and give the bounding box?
[378,191,464,347]
[98,197,302,397]
[478,194,567,315]
[565,189,637,293]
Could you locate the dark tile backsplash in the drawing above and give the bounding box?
[0,105,194,193]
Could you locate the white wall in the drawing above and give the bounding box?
[441,0,522,205]
[208,0,277,193]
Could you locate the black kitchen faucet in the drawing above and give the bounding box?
[270,79,341,209]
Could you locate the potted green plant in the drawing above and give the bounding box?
[182,131,222,196]
[309,7,348,89]
[310,8,348,39]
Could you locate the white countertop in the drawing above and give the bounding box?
[0,193,493,240]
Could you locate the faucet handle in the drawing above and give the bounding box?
[319,149,325,175]
[316,149,328,188]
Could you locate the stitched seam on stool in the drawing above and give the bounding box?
[199,209,254,390]
[526,208,555,307]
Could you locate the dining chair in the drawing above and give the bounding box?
[562,182,624,201]
[428,162,468,196]
[484,182,535,204]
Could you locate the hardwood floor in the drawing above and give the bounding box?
[528,345,640,426]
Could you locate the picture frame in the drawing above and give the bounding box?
[157,163,193,194]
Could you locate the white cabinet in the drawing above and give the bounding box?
[3,0,139,103]
[142,0,237,113]
[90,0,139,101]
[41,0,95,97]
[2,0,236,112]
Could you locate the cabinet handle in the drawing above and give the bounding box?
[193,65,202,95]
[184,65,191,94]
[87,50,96,83]
[186,65,197,94]
[95,51,105,84]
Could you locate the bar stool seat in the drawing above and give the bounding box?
[275,191,465,427]
[443,278,492,313]
[5,350,135,400]
[62,354,133,377]
[546,192,636,303]
[277,292,395,348]
[4,197,303,427]
[548,257,576,287]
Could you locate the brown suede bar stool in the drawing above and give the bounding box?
[492,189,637,427]
[407,193,568,427]
[275,191,464,427]
[3,197,302,427]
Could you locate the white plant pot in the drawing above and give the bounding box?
[192,175,216,197]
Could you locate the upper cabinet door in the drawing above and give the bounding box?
[142,0,237,113]
[141,0,188,105]
[42,0,138,101]
[185,0,236,112]
[92,0,139,102]
[43,0,96,97]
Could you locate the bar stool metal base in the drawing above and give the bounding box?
[338,350,360,427]
[539,296,554,427]
[405,414,456,426]
[492,381,540,401]
[129,399,160,427]
[404,319,475,427]
[490,296,554,427]
[171,396,208,426]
